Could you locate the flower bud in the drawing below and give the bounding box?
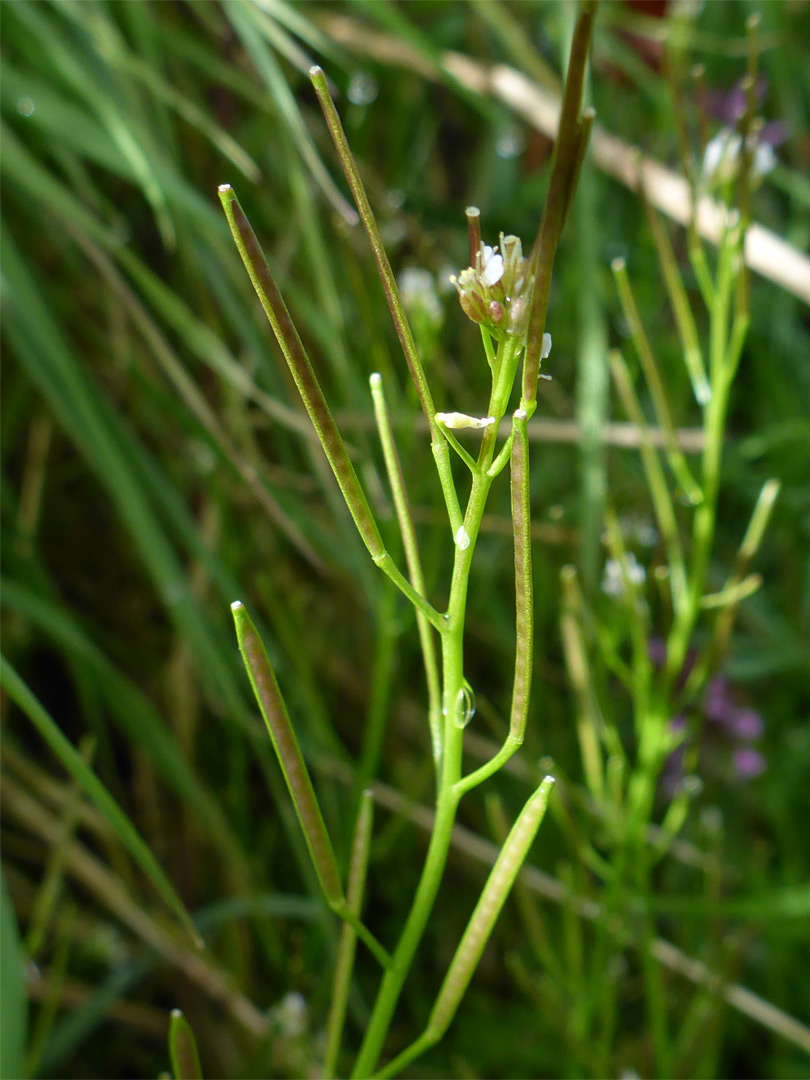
[451,223,535,342]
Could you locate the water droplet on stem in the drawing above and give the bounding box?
[453,683,476,729]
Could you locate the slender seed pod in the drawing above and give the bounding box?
[218,184,384,561]
[231,601,344,907]
[523,1,596,405]
[636,178,710,406]
[309,66,439,441]
[168,1009,203,1080]
[426,777,555,1038]
[219,186,445,633]
[560,108,596,231]
[370,373,442,762]
[509,409,532,743]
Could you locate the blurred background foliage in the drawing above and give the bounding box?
[1,1,809,1077]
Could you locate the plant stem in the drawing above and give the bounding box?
[370,373,442,766]
[323,792,375,1079]
[352,335,518,1076]
[351,755,462,1078]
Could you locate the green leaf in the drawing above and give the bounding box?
[0,870,28,1080]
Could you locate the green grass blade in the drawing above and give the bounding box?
[0,657,201,946]
[0,578,245,875]
[0,870,28,1080]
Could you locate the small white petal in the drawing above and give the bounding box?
[753,141,776,178]
[541,332,552,359]
[703,128,741,185]
[455,526,471,551]
[437,411,496,430]
[481,253,504,287]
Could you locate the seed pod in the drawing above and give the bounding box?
[231,601,344,907]
[426,776,555,1039]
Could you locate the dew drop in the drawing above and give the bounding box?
[453,683,476,729]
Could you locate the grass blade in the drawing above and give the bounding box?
[0,870,28,1080]
[0,657,201,946]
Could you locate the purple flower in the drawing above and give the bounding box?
[703,676,736,725]
[654,642,767,791]
[729,708,764,742]
[707,75,767,127]
[732,747,767,780]
[648,636,667,668]
[701,75,788,192]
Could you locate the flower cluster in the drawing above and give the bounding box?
[701,75,787,192]
[702,128,777,190]
[703,675,766,779]
[450,235,534,340]
[601,552,647,597]
[650,640,767,792]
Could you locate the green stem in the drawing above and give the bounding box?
[370,373,443,765]
[376,777,555,1080]
[350,761,462,1078]
[665,222,739,689]
[612,258,702,505]
[352,338,515,1076]
[323,792,375,1078]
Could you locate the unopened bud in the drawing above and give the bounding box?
[436,411,496,431]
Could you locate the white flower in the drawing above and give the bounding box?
[272,991,308,1038]
[703,126,777,189]
[398,267,442,326]
[452,230,533,338]
[601,553,646,597]
[752,140,776,178]
[703,129,742,186]
[479,244,504,287]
